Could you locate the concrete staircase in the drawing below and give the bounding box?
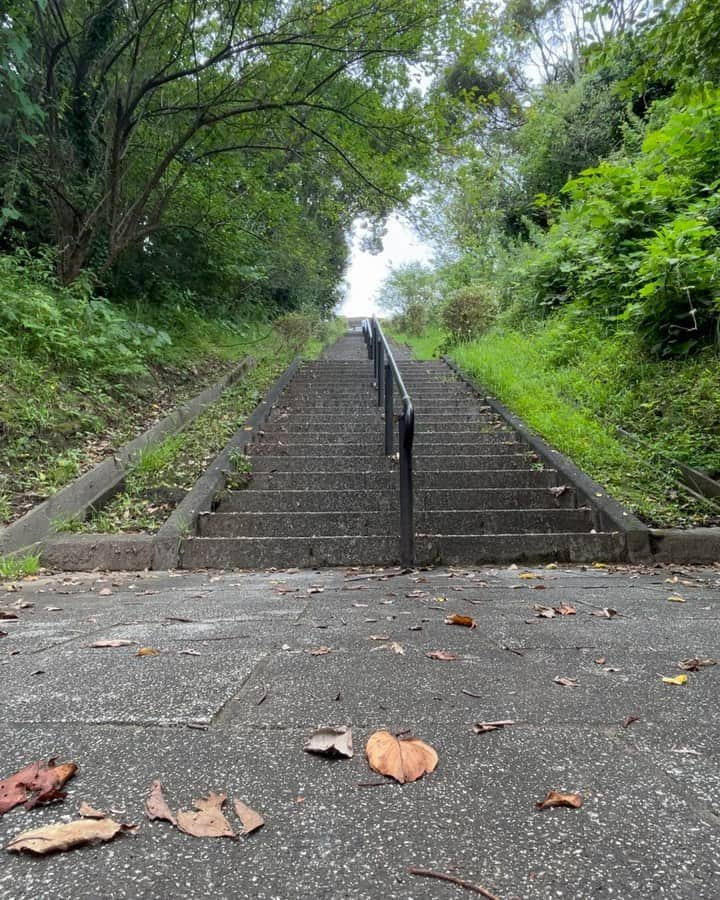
[180,332,626,568]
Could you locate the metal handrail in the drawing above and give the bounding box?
[361,317,415,567]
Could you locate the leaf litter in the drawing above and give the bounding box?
[0,758,78,816]
[7,818,138,855]
[304,726,354,759]
[365,730,438,784]
[536,791,582,810]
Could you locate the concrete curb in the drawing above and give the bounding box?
[441,356,652,562]
[1,359,254,559]
[39,357,302,571]
[648,528,720,564]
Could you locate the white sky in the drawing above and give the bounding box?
[338,213,432,317]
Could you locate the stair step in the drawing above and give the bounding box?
[246,469,561,490]
[180,530,626,569]
[218,486,577,513]
[198,508,592,538]
[254,432,520,447]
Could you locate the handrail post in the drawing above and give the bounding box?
[399,403,415,568]
[376,340,384,407]
[384,363,393,455]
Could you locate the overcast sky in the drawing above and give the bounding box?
[338,213,432,317]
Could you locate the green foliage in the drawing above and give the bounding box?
[0,553,41,579]
[441,284,496,345]
[274,313,315,353]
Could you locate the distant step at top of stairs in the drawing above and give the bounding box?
[180,327,638,569]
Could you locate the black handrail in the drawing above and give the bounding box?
[361,317,415,567]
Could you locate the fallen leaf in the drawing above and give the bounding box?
[92,639,134,648]
[473,720,514,734]
[44,606,63,612]
[594,657,606,665]
[519,573,539,580]
[536,791,582,810]
[179,649,202,657]
[555,603,576,616]
[6,818,136,854]
[136,647,160,657]
[592,562,608,569]
[365,730,438,784]
[145,780,177,826]
[79,802,107,819]
[307,586,324,594]
[176,792,235,839]
[389,641,405,655]
[426,651,457,661]
[309,646,331,656]
[0,611,18,620]
[233,800,265,836]
[678,657,717,671]
[553,676,578,687]
[667,594,687,603]
[12,599,33,609]
[369,634,390,641]
[622,716,640,728]
[661,674,688,686]
[405,590,425,598]
[431,595,448,603]
[533,605,555,619]
[590,608,618,619]
[0,758,78,816]
[98,588,113,597]
[445,614,476,629]
[304,726,354,759]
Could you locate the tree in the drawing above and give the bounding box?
[1,0,461,284]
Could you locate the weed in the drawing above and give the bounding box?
[0,492,10,524]
[0,553,41,579]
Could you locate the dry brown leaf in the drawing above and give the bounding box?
[365,730,438,784]
[179,648,201,657]
[136,647,160,657]
[78,802,107,819]
[0,611,19,620]
[426,651,458,661]
[590,607,618,619]
[6,818,136,854]
[553,676,578,687]
[533,605,555,619]
[92,639,134,648]
[0,758,78,816]
[176,791,235,839]
[678,657,717,671]
[555,603,576,616]
[304,726,354,759]
[145,780,177,826]
[536,791,582,810]
[622,716,640,728]
[233,800,265,836]
[309,646,331,656]
[445,614,476,629]
[389,641,405,655]
[473,720,515,734]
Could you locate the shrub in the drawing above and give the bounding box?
[274,312,313,351]
[441,284,496,345]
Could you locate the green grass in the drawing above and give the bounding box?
[0,553,41,579]
[391,316,720,528]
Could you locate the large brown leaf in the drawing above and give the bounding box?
[6,818,137,854]
[366,730,438,784]
[0,758,78,816]
[176,791,235,839]
[536,790,582,810]
[145,780,177,826]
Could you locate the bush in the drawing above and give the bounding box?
[441,284,496,345]
[273,312,314,351]
[395,300,428,336]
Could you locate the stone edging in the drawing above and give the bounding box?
[441,356,652,562]
[0,359,254,559]
[442,355,720,565]
[39,357,301,572]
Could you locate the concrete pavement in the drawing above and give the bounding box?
[0,563,718,899]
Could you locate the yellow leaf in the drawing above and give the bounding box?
[136,647,160,657]
[592,562,608,569]
[519,572,538,580]
[667,594,687,603]
[661,674,688,686]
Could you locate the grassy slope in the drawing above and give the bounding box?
[0,258,344,526]
[391,313,720,528]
